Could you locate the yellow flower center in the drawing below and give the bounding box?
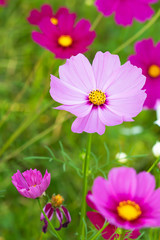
[50,17,58,25]
[117,200,142,221]
[148,64,160,78]
[51,194,64,208]
[89,89,106,105]
[58,35,73,47]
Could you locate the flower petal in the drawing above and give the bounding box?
[50,75,87,105]
[55,208,63,231]
[98,105,123,126]
[92,51,121,90]
[61,206,71,227]
[71,107,106,135]
[59,53,96,92]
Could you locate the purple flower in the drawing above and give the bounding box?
[86,191,140,240]
[32,13,96,59]
[0,0,7,6]
[129,39,160,109]
[12,169,51,199]
[27,4,74,27]
[40,194,71,233]
[95,0,158,26]
[50,51,146,135]
[88,167,160,230]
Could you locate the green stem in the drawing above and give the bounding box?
[113,8,160,54]
[91,13,103,30]
[89,222,109,240]
[37,198,62,240]
[147,157,160,173]
[79,134,92,240]
[119,229,126,240]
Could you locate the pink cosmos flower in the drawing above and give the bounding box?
[40,194,71,233]
[86,191,140,240]
[95,0,158,26]
[32,13,96,59]
[0,0,7,6]
[27,4,74,27]
[12,169,51,199]
[129,39,160,109]
[50,51,146,135]
[87,167,160,230]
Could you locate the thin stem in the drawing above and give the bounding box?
[79,134,92,240]
[113,8,160,54]
[119,229,126,240]
[37,198,62,240]
[91,13,103,30]
[89,222,109,240]
[147,157,160,173]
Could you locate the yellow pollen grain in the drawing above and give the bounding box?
[89,89,106,105]
[58,35,73,47]
[148,64,160,78]
[51,194,64,208]
[117,200,142,221]
[50,17,58,25]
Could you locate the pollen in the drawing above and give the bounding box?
[89,89,106,105]
[58,35,73,47]
[51,194,64,208]
[148,64,160,78]
[117,200,142,221]
[50,17,58,25]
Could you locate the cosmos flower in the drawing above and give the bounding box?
[95,0,158,26]
[40,194,71,233]
[32,13,96,59]
[27,4,75,27]
[86,191,140,240]
[50,51,146,135]
[12,169,51,199]
[129,39,160,109]
[0,0,7,6]
[87,167,160,230]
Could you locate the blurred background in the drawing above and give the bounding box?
[0,0,160,239]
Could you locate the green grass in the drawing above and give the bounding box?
[0,0,160,239]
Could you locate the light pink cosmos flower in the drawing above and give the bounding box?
[50,51,146,135]
[86,191,140,240]
[12,169,51,199]
[95,0,158,26]
[129,39,160,109]
[87,167,160,230]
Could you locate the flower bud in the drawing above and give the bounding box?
[152,141,160,158]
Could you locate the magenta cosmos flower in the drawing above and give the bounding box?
[41,194,71,233]
[87,167,160,230]
[129,39,160,109]
[86,191,140,239]
[32,13,96,59]
[0,0,7,6]
[27,4,74,27]
[50,51,146,135]
[12,169,51,199]
[95,0,158,26]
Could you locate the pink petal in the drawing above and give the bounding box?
[115,1,133,26]
[98,105,123,126]
[92,51,121,90]
[108,167,137,200]
[104,61,146,96]
[59,54,96,92]
[132,2,154,22]
[71,107,105,135]
[50,75,87,105]
[27,9,41,25]
[55,103,92,118]
[95,0,118,16]
[41,4,53,17]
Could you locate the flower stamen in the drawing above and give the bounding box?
[51,194,64,208]
[148,64,160,78]
[89,89,106,105]
[58,35,73,47]
[50,17,58,25]
[117,200,142,221]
